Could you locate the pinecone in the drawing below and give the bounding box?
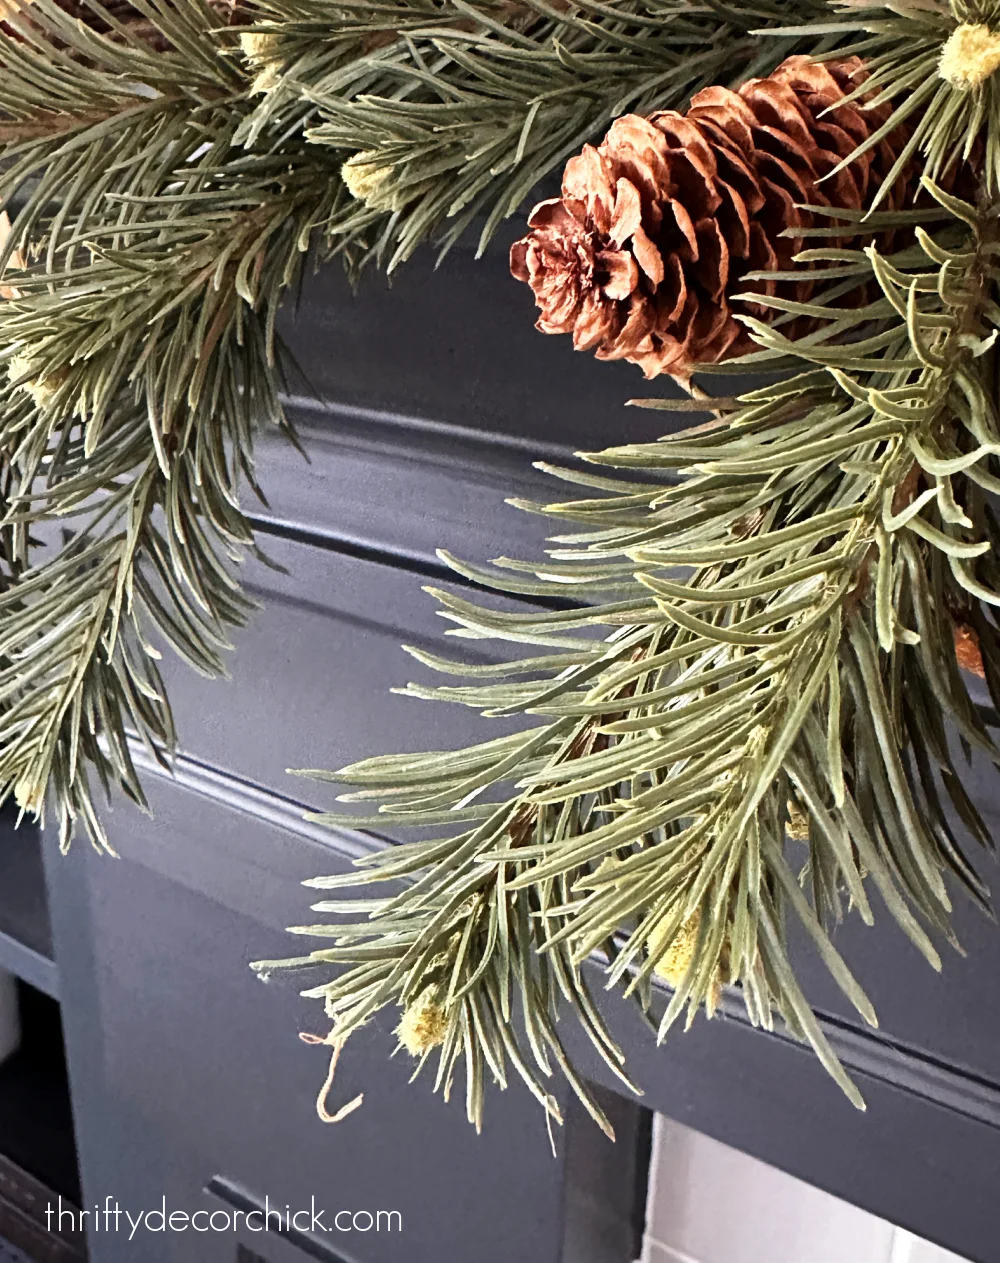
[510,56,910,382]
[953,620,986,678]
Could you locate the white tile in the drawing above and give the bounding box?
[892,1228,974,1263]
[644,1115,897,1263]
[641,1240,699,1263]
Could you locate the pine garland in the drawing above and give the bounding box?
[0,0,999,1130]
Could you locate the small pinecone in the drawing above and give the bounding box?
[953,620,986,678]
[510,56,909,382]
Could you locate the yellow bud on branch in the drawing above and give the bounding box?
[939,23,1000,89]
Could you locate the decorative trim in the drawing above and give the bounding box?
[245,512,578,612]
[205,1177,353,1263]
[126,743,379,865]
[280,393,577,463]
[711,988,1000,1133]
[0,932,58,1003]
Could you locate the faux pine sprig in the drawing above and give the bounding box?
[257,182,1000,1129]
[245,0,832,271]
[778,0,1000,195]
[0,0,345,846]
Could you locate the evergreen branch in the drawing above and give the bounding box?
[0,0,348,843]
[241,0,833,270]
[263,183,1000,1129]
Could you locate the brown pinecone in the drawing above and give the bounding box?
[510,56,910,382]
[953,620,986,678]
